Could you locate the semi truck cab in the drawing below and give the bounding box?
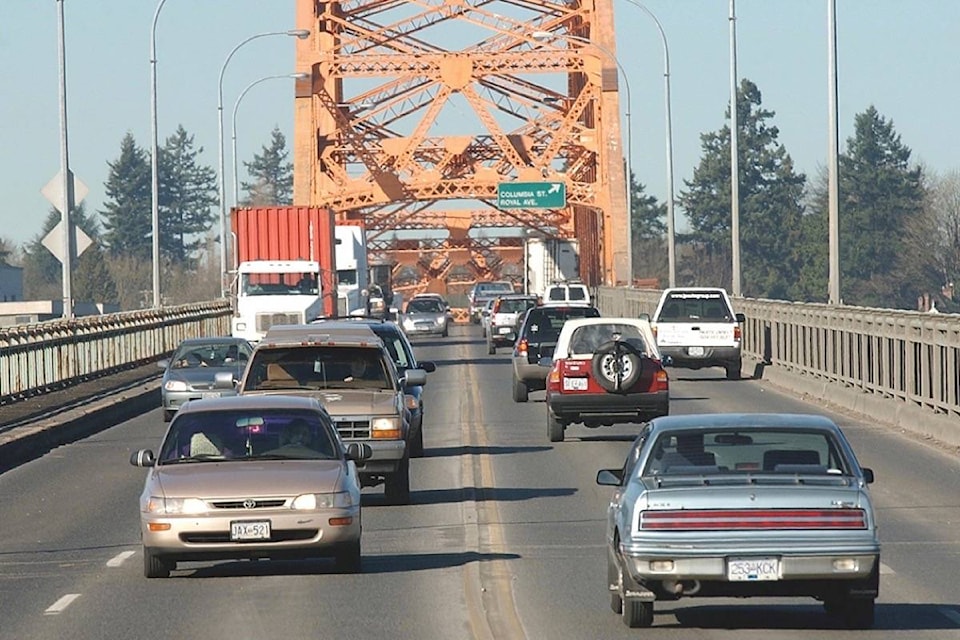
[231,260,324,342]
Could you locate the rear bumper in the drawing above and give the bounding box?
[488,324,518,345]
[659,345,741,369]
[548,390,669,423]
[513,358,551,386]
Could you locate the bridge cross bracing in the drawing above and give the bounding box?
[293,0,628,296]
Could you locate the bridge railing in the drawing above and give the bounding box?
[0,301,231,404]
[596,287,960,422]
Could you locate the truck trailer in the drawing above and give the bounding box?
[230,206,337,341]
[524,237,580,299]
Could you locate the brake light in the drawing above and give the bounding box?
[492,300,501,313]
[547,361,561,390]
[651,325,658,339]
[651,368,669,392]
[515,338,528,357]
[640,509,867,530]
[733,325,741,341]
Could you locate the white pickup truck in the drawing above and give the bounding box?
[650,287,745,380]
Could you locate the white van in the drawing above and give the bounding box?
[542,281,591,306]
[650,287,745,380]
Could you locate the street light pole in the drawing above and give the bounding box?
[729,0,741,297]
[231,73,309,208]
[149,0,169,309]
[531,32,632,285]
[617,0,677,288]
[217,29,310,299]
[827,0,841,305]
[55,0,74,319]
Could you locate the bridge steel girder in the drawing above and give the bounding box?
[293,0,629,294]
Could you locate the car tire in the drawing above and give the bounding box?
[547,410,564,442]
[384,456,411,505]
[608,554,623,614]
[410,421,424,458]
[592,341,643,393]
[442,327,449,338]
[725,360,742,380]
[143,548,172,579]
[622,599,654,628]
[512,376,528,403]
[334,541,362,574]
[487,340,496,355]
[162,409,175,423]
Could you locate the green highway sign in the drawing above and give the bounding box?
[497,181,566,209]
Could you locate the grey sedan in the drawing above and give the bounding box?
[400,297,449,337]
[597,413,879,629]
[159,337,253,421]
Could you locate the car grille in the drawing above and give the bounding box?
[640,508,867,530]
[256,312,301,332]
[210,499,288,510]
[335,420,371,439]
[180,529,318,544]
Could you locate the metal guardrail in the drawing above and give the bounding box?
[595,287,960,422]
[0,301,231,403]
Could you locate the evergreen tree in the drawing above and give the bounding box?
[678,79,806,299]
[159,125,217,265]
[811,107,925,308]
[629,173,667,283]
[74,244,118,304]
[241,126,293,205]
[100,132,152,259]
[0,237,13,265]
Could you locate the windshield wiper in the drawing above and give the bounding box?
[162,454,226,464]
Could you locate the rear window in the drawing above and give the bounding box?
[245,346,393,391]
[524,306,600,341]
[568,323,647,355]
[657,291,733,323]
[498,298,537,313]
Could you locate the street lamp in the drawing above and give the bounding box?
[729,0,741,297]
[150,0,169,308]
[217,29,310,298]
[232,73,309,208]
[617,0,677,288]
[531,31,633,285]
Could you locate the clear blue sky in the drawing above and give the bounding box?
[1,0,957,248]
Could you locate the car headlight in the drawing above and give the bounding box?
[145,496,207,515]
[404,394,419,411]
[371,416,402,439]
[163,379,189,392]
[292,492,356,510]
[402,318,415,329]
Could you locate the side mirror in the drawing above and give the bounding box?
[661,355,673,366]
[214,371,237,389]
[402,369,428,387]
[638,313,650,321]
[861,467,874,484]
[157,359,169,370]
[130,449,156,468]
[418,361,437,373]
[345,442,374,462]
[596,469,623,486]
[735,313,746,323]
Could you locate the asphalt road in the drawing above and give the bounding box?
[2,324,960,639]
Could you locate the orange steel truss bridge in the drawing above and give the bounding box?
[292,0,628,298]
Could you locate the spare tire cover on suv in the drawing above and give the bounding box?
[591,340,644,393]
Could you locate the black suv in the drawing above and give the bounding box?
[312,317,436,457]
[510,304,601,402]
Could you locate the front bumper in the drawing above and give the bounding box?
[162,389,235,412]
[140,506,361,561]
[346,438,406,475]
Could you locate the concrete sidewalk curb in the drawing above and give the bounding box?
[0,381,161,473]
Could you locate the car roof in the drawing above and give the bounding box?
[177,393,326,415]
[560,317,652,330]
[177,336,248,346]
[647,413,841,433]
[260,323,384,347]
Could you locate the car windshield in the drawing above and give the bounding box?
[642,428,851,478]
[171,343,249,369]
[568,323,647,355]
[658,291,732,322]
[244,346,393,391]
[157,409,339,463]
[407,299,443,313]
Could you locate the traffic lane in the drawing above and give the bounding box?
[0,378,480,640]
[459,334,960,637]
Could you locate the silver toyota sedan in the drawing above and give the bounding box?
[159,336,253,422]
[130,394,372,578]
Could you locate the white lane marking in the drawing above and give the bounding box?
[44,594,80,615]
[106,550,136,567]
[880,562,895,575]
[939,608,960,626]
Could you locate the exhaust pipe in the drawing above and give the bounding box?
[662,579,701,596]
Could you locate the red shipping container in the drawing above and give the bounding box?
[231,206,338,317]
